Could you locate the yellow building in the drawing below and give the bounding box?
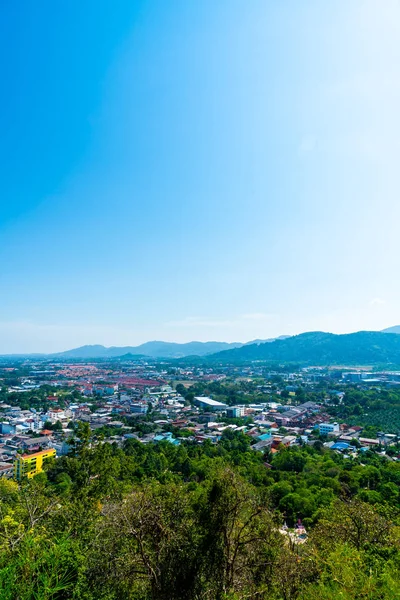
[14,448,56,480]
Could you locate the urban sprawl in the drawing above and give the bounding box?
[1,359,399,499]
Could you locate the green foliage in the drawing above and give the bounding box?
[43,420,63,431]
[211,330,400,366]
[0,427,399,599]
[271,447,307,472]
[326,385,400,433]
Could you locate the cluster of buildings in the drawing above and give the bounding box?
[0,402,71,433]
[0,357,399,481]
[0,431,58,480]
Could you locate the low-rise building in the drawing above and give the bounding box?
[47,408,65,422]
[21,436,51,451]
[359,437,380,446]
[194,397,228,411]
[0,463,13,478]
[14,448,56,480]
[130,403,147,414]
[226,406,245,418]
[315,422,339,436]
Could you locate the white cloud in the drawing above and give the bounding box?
[369,298,386,307]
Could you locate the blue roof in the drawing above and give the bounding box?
[257,432,271,441]
[154,433,180,445]
[331,442,350,450]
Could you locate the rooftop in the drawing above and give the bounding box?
[194,396,227,407]
[19,448,56,460]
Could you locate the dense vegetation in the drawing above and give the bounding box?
[327,387,400,434]
[1,425,399,599]
[211,331,400,365]
[177,378,328,407]
[347,406,400,433]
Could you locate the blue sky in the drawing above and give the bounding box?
[1,0,400,352]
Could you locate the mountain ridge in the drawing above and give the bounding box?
[207,330,400,365]
[1,327,400,360]
[50,338,284,359]
[382,325,400,334]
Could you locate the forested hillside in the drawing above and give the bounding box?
[1,424,399,599]
[211,331,400,365]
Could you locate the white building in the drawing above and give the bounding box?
[194,397,228,411]
[47,408,65,422]
[226,406,246,418]
[316,422,339,436]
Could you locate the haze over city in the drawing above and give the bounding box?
[2,0,400,352]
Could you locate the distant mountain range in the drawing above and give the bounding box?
[3,327,400,363]
[209,330,400,365]
[52,341,242,359]
[382,325,400,334]
[51,337,287,359]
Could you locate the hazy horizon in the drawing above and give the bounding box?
[1,326,399,356]
[2,1,400,353]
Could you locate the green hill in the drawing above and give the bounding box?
[209,330,400,365]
